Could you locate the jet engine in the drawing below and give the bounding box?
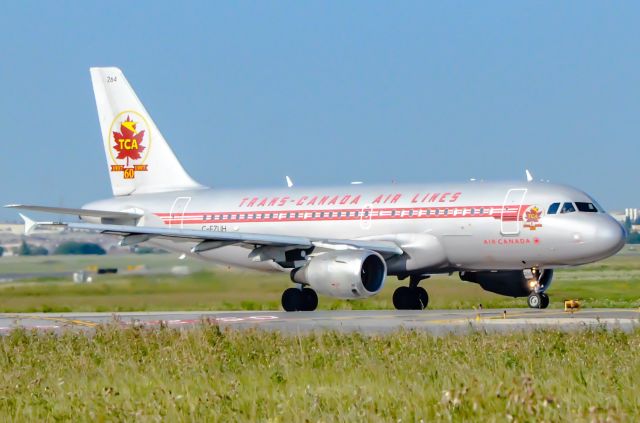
[291,249,386,299]
[459,269,554,297]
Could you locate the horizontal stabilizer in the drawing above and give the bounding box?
[4,204,143,219]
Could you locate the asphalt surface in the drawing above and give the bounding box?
[1,308,638,334]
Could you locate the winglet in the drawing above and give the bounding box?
[19,213,38,236]
[18,213,64,235]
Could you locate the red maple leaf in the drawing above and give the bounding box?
[113,116,145,164]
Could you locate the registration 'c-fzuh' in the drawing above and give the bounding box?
[7,67,626,311]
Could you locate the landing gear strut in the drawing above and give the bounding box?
[392,275,429,310]
[281,287,318,312]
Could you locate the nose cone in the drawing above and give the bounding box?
[594,217,626,258]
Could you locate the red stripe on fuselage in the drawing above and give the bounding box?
[154,205,529,225]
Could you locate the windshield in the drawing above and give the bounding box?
[575,202,598,213]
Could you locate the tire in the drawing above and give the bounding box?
[527,293,542,309]
[415,287,429,310]
[540,293,550,309]
[393,286,412,310]
[282,288,303,312]
[302,288,318,311]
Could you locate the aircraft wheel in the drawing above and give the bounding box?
[393,286,426,310]
[302,288,318,311]
[527,293,542,309]
[539,293,550,309]
[282,288,304,312]
[416,287,429,310]
[393,286,412,310]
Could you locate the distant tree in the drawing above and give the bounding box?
[30,245,49,256]
[0,246,4,257]
[54,242,106,255]
[628,232,640,244]
[17,240,31,256]
[15,241,48,256]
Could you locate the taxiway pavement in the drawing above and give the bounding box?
[0,308,638,334]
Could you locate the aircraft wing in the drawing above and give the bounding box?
[52,222,404,256]
[5,204,142,219]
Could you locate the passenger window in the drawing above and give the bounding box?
[547,203,560,215]
[575,202,598,213]
[560,202,576,214]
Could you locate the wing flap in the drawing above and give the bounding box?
[44,221,403,256]
[5,204,142,219]
[67,222,314,248]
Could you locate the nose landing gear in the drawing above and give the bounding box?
[526,268,551,309]
[392,275,429,310]
[527,292,550,309]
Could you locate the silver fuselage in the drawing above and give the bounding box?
[83,181,626,274]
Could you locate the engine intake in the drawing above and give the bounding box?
[291,249,386,299]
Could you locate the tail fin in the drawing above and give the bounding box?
[90,67,204,196]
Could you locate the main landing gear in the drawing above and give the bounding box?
[393,275,429,310]
[281,287,318,312]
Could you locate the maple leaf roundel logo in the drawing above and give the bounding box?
[108,111,151,179]
[523,206,543,231]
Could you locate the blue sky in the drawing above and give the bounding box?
[0,2,638,220]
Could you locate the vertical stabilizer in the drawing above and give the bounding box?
[90,67,204,196]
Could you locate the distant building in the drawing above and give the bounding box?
[609,211,627,223]
[609,208,639,224]
[0,223,24,235]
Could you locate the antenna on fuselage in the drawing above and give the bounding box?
[525,169,533,182]
[285,176,294,188]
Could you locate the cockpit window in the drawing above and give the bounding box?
[547,203,560,215]
[560,202,576,214]
[575,202,598,213]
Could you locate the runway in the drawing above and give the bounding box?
[1,308,638,334]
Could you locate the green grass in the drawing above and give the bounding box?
[0,248,639,312]
[0,326,638,421]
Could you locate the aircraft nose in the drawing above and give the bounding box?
[594,217,626,257]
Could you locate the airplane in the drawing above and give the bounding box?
[6,67,626,312]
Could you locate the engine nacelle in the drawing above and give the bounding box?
[291,249,386,299]
[459,269,554,297]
